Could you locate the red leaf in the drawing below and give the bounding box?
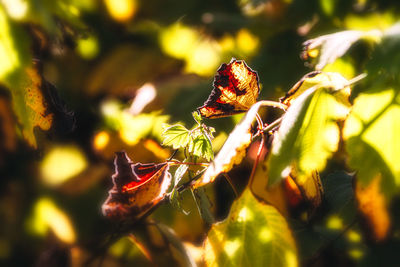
[198,58,260,119]
[102,152,171,220]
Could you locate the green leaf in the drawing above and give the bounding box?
[0,7,53,148]
[268,86,349,185]
[169,163,190,214]
[8,68,54,148]
[188,134,213,161]
[162,124,191,149]
[204,189,298,267]
[323,171,354,212]
[192,110,203,125]
[343,88,400,195]
[192,187,215,225]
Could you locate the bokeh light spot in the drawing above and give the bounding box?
[224,239,240,257]
[40,145,88,186]
[93,131,110,151]
[28,198,76,244]
[104,0,137,22]
[236,28,260,56]
[1,0,28,20]
[326,215,343,230]
[76,35,99,60]
[259,227,272,243]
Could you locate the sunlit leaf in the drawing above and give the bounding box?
[269,81,349,185]
[189,134,213,161]
[9,67,54,148]
[204,189,298,267]
[343,88,400,195]
[280,71,350,106]
[162,124,191,150]
[288,170,323,212]
[250,158,289,216]
[198,59,260,119]
[193,101,264,188]
[102,152,172,220]
[302,30,381,70]
[355,174,390,241]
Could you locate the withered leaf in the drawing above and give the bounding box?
[10,67,54,148]
[198,58,260,119]
[102,152,171,220]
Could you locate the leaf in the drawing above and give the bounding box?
[0,9,54,148]
[155,223,197,267]
[203,189,298,267]
[198,58,260,119]
[189,134,213,161]
[355,174,390,241]
[162,124,191,149]
[280,71,350,106]
[250,158,290,217]
[343,88,400,195]
[268,81,349,185]
[9,67,54,148]
[169,164,189,214]
[192,101,264,188]
[302,30,381,70]
[323,171,354,212]
[102,152,172,220]
[192,188,215,225]
[288,170,323,212]
[366,29,400,82]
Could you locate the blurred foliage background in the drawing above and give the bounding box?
[1,0,400,266]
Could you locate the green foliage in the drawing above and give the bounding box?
[204,189,298,267]
[2,0,400,266]
[192,187,215,225]
[189,134,214,161]
[162,124,191,149]
[268,81,349,185]
[343,88,400,195]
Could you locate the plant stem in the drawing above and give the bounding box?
[257,100,288,111]
[167,161,209,167]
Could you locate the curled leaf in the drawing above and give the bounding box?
[198,58,260,119]
[193,101,264,188]
[102,152,171,220]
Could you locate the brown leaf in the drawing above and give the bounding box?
[198,58,260,119]
[102,152,171,220]
[9,67,53,147]
[192,101,264,188]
